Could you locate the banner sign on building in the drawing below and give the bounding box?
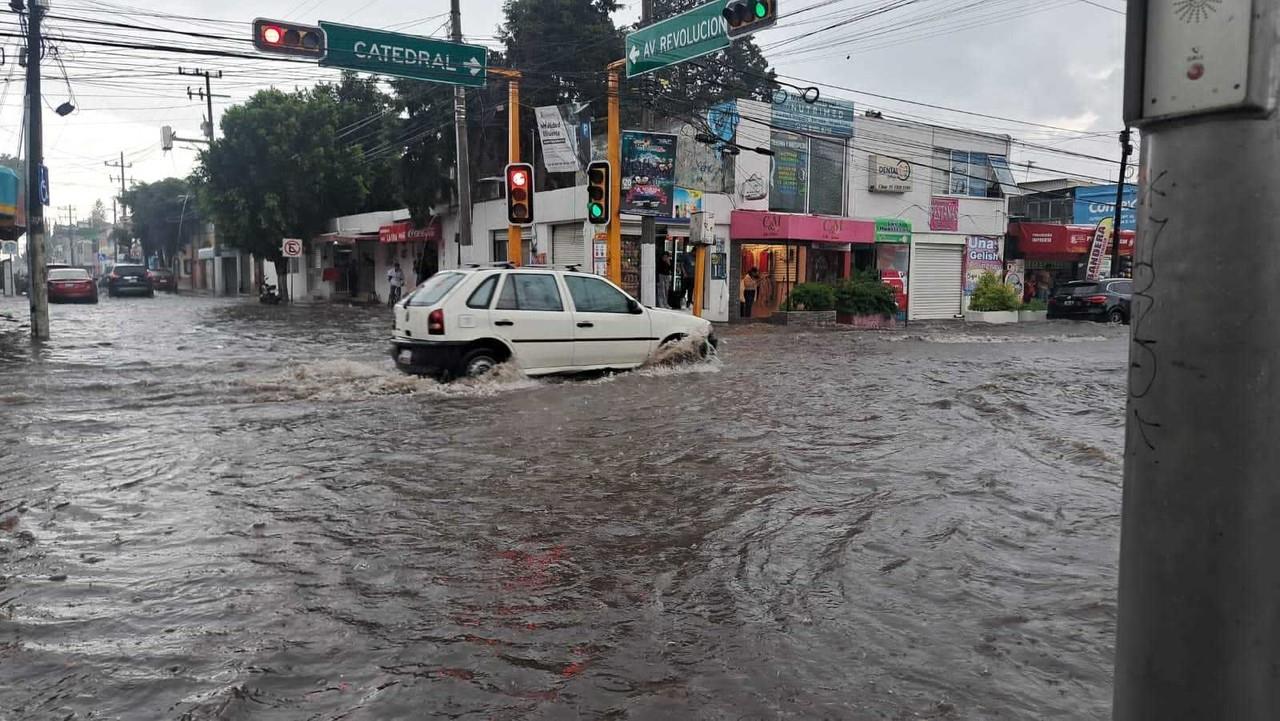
[869,155,913,193]
[769,131,809,213]
[930,196,959,232]
[621,130,678,217]
[1074,184,1137,230]
[771,95,854,138]
[662,186,704,224]
[535,104,590,174]
[1084,217,1114,281]
[963,235,1003,295]
[874,217,912,244]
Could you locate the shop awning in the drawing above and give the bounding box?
[379,217,442,244]
[730,210,875,244]
[1010,222,1134,258]
[315,232,370,246]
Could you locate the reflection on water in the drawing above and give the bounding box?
[0,295,1125,720]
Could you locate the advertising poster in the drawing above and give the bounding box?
[930,196,959,232]
[621,130,677,217]
[770,131,809,213]
[1074,184,1136,229]
[963,236,1003,295]
[1084,217,1114,281]
[1004,259,1025,300]
[662,187,704,223]
[535,105,581,173]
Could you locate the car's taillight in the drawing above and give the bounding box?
[427,309,445,335]
[1085,294,1108,305]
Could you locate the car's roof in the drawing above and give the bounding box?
[450,265,591,275]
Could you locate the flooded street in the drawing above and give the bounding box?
[0,294,1125,720]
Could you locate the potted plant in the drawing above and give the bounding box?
[1018,298,1048,322]
[965,271,1021,324]
[835,272,899,329]
[774,282,837,326]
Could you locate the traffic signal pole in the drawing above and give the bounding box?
[449,0,473,260]
[24,0,49,341]
[606,60,624,286]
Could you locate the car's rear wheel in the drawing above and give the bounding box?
[1108,308,1125,324]
[460,348,500,378]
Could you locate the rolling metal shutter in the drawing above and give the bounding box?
[910,243,963,320]
[551,223,585,267]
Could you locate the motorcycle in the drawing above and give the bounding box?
[258,283,282,305]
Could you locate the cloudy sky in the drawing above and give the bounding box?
[0,0,1128,224]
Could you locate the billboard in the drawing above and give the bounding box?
[620,130,677,217]
[1074,184,1136,229]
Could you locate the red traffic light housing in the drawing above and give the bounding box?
[253,18,325,58]
[506,163,535,226]
[586,161,611,225]
[722,0,777,39]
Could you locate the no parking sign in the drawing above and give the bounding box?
[282,238,303,257]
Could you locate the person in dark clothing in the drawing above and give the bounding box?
[657,252,674,309]
[680,251,696,308]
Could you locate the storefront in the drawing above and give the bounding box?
[1007,222,1134,296]
[728,210,874,321]
[873,218,911,317]
[381,217,442,286]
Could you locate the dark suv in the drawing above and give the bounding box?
[1047,278,1132,324]
[106,264,155,298]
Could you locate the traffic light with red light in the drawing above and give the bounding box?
[506,163,535,226]
[252,18,326,58]
[586,161,611,225]
[722,0,777,39]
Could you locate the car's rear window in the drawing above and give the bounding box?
[49,269,90,281]
[406,272,464,307]
[114,266,147,277]
[1062,282,1100,296]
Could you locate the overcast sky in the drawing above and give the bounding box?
[0,0,1129,225]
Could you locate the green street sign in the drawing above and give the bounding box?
[874,217,912,244]
[626,0,730,79]
[318,21,487,87]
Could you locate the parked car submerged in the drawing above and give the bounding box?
[105,264,155,298]
[390,265,716,380]
[1047,278,1132,324]
[149,267,176,292]
[47,268,98,304]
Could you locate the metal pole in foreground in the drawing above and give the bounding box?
[1110,127,1132,276]
[24,0,49,341]
[605,61,623,286]
[639,0,657,304]
[449,0,473,262]
[506,75,522,267]
[1114,1,1280,717]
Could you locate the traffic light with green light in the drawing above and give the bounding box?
[506,163,535,226]
[252,18,326,58]
[722,0,777,39]
[586,161,611,226]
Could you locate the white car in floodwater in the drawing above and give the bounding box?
[391,264,716,380]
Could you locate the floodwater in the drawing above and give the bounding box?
[0,294,1126,720]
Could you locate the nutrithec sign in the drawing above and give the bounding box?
[869,155,913,193]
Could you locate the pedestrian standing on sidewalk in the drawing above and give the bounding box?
[740,267,759,318]
[680,250,696,308]
[387,262,405,306]
[657,252,674,309]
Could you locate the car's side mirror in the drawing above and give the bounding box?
[628,298,643,314]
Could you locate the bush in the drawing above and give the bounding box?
[968,271,1021,312]
[834,272,898,317]
[1022,298,1047,312]
[784,282,836,311]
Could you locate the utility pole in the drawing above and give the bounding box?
[23,0,49,340]
[639,0,656,306]
[449,0,473,261]
[58,204,73,265]
[1114,1,1280,718]
[104,152,131,216]
[179,67,225,141]
[1110,127,1132,276]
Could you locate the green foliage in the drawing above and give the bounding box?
[89,200,108,230]
[835,272,898,317]
[316,73,402,214]
[652,0,778,106]
[969,271,1021,312]
[1022,298,1047,312]
[193,88,368,264]
[121,178,192,262]
[784,282,836,312]
[391,77,460,221]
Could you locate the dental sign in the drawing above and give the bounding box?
[318,21,487,87]
[868,154,912,193]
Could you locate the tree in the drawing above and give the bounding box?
[316,72,402,213]
[391,77,458,222]
[651,0,777,111]
[120,178,193,264]
[192,88,369,298]
[89,199,108,230]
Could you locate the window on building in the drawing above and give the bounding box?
[492,231,532,266]
[769,131,809,213]
[808,137,846,215]
[935,149,1014,198]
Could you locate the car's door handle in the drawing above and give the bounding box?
[577,321,594,328]
[494,320,514,327]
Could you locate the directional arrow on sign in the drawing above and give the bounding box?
[628,44,640,64]
[465,57,482,76]
[625,0,729,78]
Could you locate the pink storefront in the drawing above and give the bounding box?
[729,210,875,320]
